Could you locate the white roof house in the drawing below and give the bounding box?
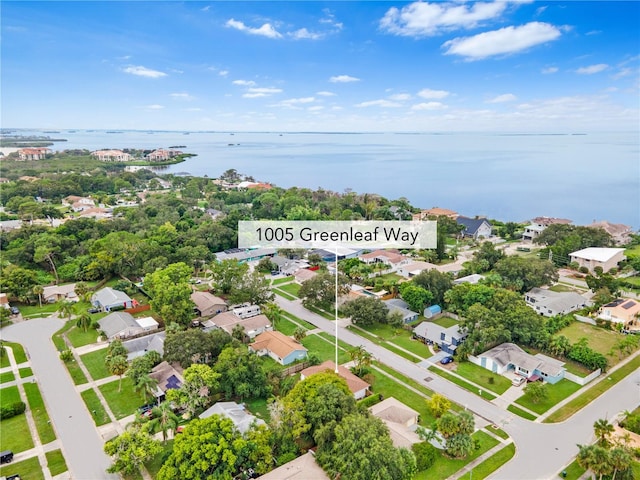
[525,288,590,317]
[199,401,265,435]
[569,248,625,273]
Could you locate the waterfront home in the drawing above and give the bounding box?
[18,147,51,161]
[91,149,132,162]
[412,207,458,221]
[587,221,634,246]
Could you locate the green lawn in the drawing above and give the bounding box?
[98,377,147,419]
[374,363,436,399]
[0,414,34,453]
[81,388,111,426]
[0,386,21,407]
[281,312,316,330]
[46,449,68,476]
[507,404,537,420]
[430,317,458,328]
[67,326,100,348]
[428,366,497,400]
[0,456,43,480]
[415,431,500,480]
[453,362,512,395]
[52,319,74,352]
[64,359,89,385]
[275,316,303,336]
[80,348,110,381]
[245,397,270,422]
[558,322,626,359]
[16,303,59,318]
[3,341,27,364]
[457,442,516,480]
[558,459,586,480]
[0,371,15,384]
[278,282,301,297]
[0,353,9,369]
[515,379,582,415]
[272,276,294,285]
[545,356,640,423]
[273,289,297,301]
[145,440,174,477]
[19,367,33,378]
[23,382,56,444]
[355,322,432,359]
[306,304,337,320]
[301,334,350,364]
[316,332,353,353]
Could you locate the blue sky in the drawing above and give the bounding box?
[2,1,639,132]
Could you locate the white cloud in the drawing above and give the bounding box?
[226,19,283,39]
[144,104,164,110]
[329,75,360,83]
[282,97,315,104]
[316,91,336,96]
[320,8,343,30]
[243,93,268,98]
[289,28,323,40]
[233,79,257,86]
[170,93,195,101]
[411,102,446,110]
[542,66,558,74]
[380,1,509,37]
[201,5,210,12]
[389,93,412,101]
[443,22,562,60]
[243,87,283,98]
[418,88,449,99]
[486,93,516,103]
[356,99,402,108]
[219,70,229,77]
[612,67,633,79]
[308,106,324,112]
[123,65,167,78]
[185,107,202,112]
[576,63,608,75]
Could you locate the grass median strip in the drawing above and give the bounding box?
[557,459,586,480]
[81,388,111,426]
[0,456,43,480]
[19,367,33,378]
[457,442,516,480]
[46,449,69,476]
[80,348,110,380]
[428,366,497,400]
[64,359,89,385]
[0,371,14,384]
[544,356,640,423]
[274,289,297,301]
[23,382,56,444]
[507,404,537,421]
[3,341,27,364]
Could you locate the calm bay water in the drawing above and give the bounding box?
[19,129,640,228]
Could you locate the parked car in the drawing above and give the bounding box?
[9,307,19,315]
[87,307,100,314]
[440,356,454,365]
[0,450,14,464]
[512,376,526,387]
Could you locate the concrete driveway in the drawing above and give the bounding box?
[1,317,118,480]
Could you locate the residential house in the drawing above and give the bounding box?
[384,299,419,324]
[524,288,589,317]
[569,247,625,273]
[18,147,51,161]
[531,216,573,227]
[249,331,308,365]
[257,452,329,480]
[91,287,134,312]
[202,312,272,339]
[397,261,436,278]
[587,221,634,246]
[0,220,22,232]
[146,149,182,161]
[300,361,371,400]
[471,342,566,384]
[434,263,463,276]
[214,247,277,263]
[270,255,295,273]
[412,207,458,221]
[98,312,158,340]
[63,196,95,212]
[413,321,467,355]
[152,177,172,189]
[598,299,640,327]
[359,249,407,268]
[91,149,132,162]
[453,274,486,285]
[369,397,421,449]
[294,268,318,284]
[456,217,493,240]
[0,293,9,309]
[199,401,265,434]
[205,208,224,220]
[122,332,166,361]
[190,291,227,318]
[522,216,572,242]
[149,361,183,401]
[42,283,78,303]
[78,207,112,219]
[308,247,362,262]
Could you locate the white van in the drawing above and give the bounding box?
[512,376,526,387]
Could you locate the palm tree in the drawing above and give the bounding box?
[577,444,613,480]
[293,327,306,342]
[147,402,179,444]
[32,285,44,308]
[609,447,632,480]
[108,355,129,393]
[135,373,159,404]
[263,302,282,330]
[56,301,76,323]
[76,313,92,333]
[349,345,373,377]
[593,418,614,447]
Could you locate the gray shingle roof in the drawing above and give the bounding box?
[98,312,138,339]
[92,287,132,307]
[480,343,564,377]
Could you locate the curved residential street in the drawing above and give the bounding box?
[275,296,640,480]
[1,317,118,480]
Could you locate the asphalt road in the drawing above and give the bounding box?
[2,317,118,480]
[276,296,640,480]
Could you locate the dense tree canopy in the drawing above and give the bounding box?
[144,262,194,326]
[341,295,389,326]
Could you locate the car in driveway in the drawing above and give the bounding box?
[9,307,19,316]
[440,356,454,365]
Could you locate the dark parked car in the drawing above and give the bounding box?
[9,307,19,315]
[0,450,14,464]
[87,307,100,314]
[440,356,454,365]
